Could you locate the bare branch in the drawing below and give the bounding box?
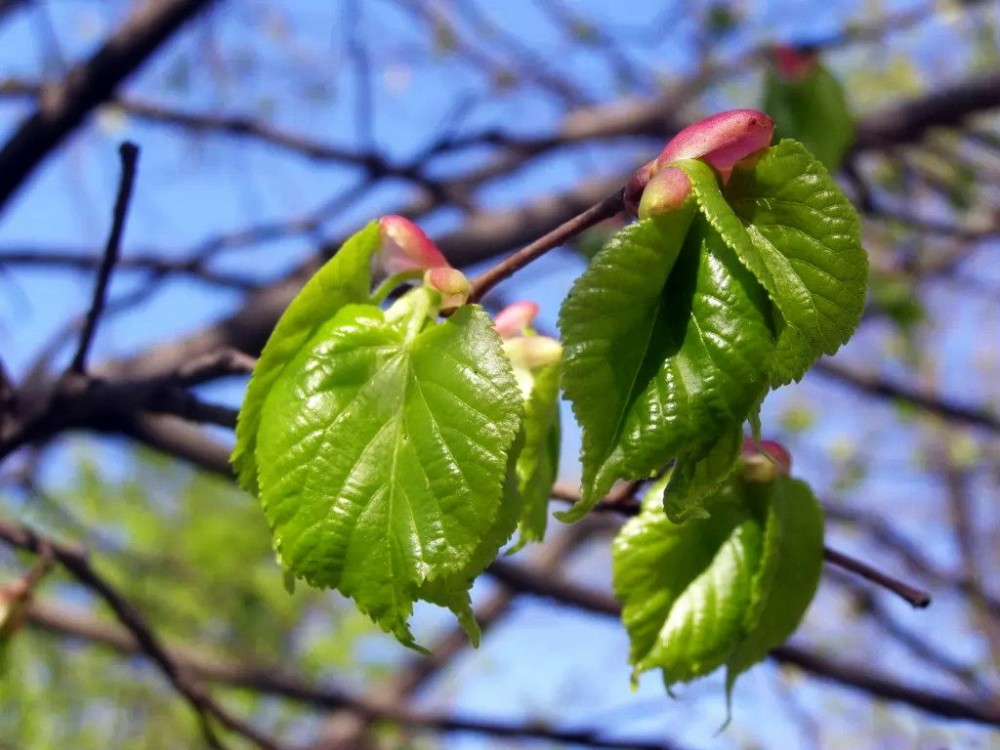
[0,0,217,212]
[69,142,139,375]
[823,547,931,608]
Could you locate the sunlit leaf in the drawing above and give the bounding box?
[560,209,774,519]
[232,222,381,495]
[681,143,867,385]
[255,304,523,647]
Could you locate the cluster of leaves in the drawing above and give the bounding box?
[560,140,867,522]
[613,465,824,696]
[232,100,866,698]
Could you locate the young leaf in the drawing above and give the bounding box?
[510,361,561,550]
[232,222,381,495]
[679,144,868,385]
[255,303,523,647]
[663,421,743,522]
[559,211,774,519]
[613,473,824,695]
[725,476,824,695]
[419,430,527,646]
[612,486,762,686]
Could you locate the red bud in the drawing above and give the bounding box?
[424,267,470,308]
[625,109,774,214]
[741,438,792,482]
[377,215,449,275]
[773,44,818,81]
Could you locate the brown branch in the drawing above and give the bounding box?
[478,554,1000,726]
[0,247,259,289]
[812,360,1000,434]
[468,189,625,302]
[0,0,217,212]
[0,520,283,750]
[69,142,139,375]
[550,484,933,607]
[773,646,1000,725]
[823,548,931,608]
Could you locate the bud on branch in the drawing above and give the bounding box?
[377,215,449,275]
[625,109,774,215]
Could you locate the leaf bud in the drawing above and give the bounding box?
[493,301,540,338]
[503,335,563,370]
[624,109,774,214]
[424,267,471,309]
[377,215,449,275]
[741,438,792,482]
[637,167,693,220]
[772,44,819,81]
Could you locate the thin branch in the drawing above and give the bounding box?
[823,547,931,608]
[0,519,284,750]
[551,483,933,607]
[812,360,1000,434]
[0,247,259,289]
[69,142,139,375]
[0,0,217,212]
[468,189,624,302]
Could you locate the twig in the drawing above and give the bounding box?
[822,547,931,608]
[550,482,932,607]
[0,519,283,750]
[69,142,139,375]
[468,189,624,302]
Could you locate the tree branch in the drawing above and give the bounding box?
[0,0,216,212]
[69,142,139,375]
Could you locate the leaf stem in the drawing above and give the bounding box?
[467,189,624,303]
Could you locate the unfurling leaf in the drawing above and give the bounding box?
[233,221,529,649]
[680,141,867,385]
[559,198,774,520]
[233,222,381,496]
[613,473,823,694]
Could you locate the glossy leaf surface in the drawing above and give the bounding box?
[232,222,380,494]
[255,303,522,646]
[560,209,774,518]
[613,474,823,692]
[681,142,867,385]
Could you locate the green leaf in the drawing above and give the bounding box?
[725,476,824,695]
[420,430,526,646]
[612,486,761,686]
[559,209,774,519]
[663,421,743,522]
[764,64,855,170]
[613,474,824,694]
[232,222,381,495]
[255,303,523,647]
[510,361,561,550]
[680,144,867,385]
